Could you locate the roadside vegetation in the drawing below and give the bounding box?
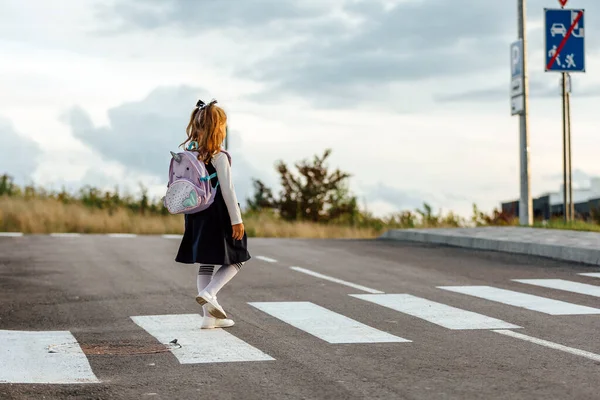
[1,149,599,237]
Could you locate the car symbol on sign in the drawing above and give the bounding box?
[551,23,567,37]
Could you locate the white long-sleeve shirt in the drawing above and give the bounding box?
[210,152,243,225]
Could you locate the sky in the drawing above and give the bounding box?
[2,0,600,218]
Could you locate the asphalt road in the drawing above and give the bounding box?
[1,235,600,400]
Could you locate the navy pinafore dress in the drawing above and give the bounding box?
[175,154,251,266]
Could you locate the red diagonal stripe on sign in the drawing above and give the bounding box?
[547,10,583,70]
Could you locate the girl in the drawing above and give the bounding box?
[175,99,251,329]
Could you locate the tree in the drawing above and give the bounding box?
[247,179,276,212]
[247,149,358,223]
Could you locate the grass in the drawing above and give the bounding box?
[2,174,600,237]
[0,196,184,235]
[532,219,600,233]
[0,196,384,238]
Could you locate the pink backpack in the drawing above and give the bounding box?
[163,148,231,215]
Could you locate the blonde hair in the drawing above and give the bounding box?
[181,99,227,164]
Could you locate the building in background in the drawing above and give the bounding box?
[501,178,600,221]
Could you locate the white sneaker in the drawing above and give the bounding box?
[201,316,235,329]
[195,290,227,319]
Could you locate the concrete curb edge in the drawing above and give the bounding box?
[379,229,600,266]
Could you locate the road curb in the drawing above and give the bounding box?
[380,229,600,266]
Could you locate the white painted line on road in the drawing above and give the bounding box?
[438,285,600,315]
[131,314,274,364]
[513,279,600,298]
[0,330,100,384]
[256,256,278,263]
[290,266,384,294]
[578,272,600,279]
[107,233,137,238]
[350,294,520,330]
[493,329,600,363]
[249,301,410,344]
[50,233,82,238]
[0,232,23,237]
[162,234,183,239]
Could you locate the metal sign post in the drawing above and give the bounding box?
[544,4,585,222]
[511,0,532,226]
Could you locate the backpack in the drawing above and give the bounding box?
[163,148,231,215]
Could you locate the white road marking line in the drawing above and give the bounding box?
[49,233,82,238]
[578,272,600,279]
[0,330,100,384]
[248,301,410,344]
[438,285,600,315]
[350,294,520,330]
[255,256,277,263]
[131,314,274,364]
[290,266,384,294]
[493,329,600,363]
[513,278,600,298]
[107,233,137,238]
[162,234,183,239]
[0,232,23,237]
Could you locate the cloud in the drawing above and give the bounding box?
[62,85,263,207]
[0,118,41,183]
[542,168,599,189]
[101,0,337,36]
[102,0,600,110]
[434,76,600,103]
[102,0,520,107]
[364,182,427,211]
[433,78,561,103]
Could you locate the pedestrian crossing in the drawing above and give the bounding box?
[437,285,600,315]
[512,278,600,298]
[2,267,600,384]
[350,293,521,330]
[131,314,274,364]
[248,301,410,343]
[578,272,600,279]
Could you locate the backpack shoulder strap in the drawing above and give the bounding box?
[219,149,232,166]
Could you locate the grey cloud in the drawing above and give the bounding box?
[102,0,600,108]
[364,182,428,211]
[433,76,581,103]
[0,118,41,183]
[102,0,335,36]
[64,85,264,207]
[542,168,598,188]
[364,182,473,214]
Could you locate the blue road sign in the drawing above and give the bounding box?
[545,8,585,72]
[511,40,523,80]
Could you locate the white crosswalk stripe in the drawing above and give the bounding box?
[0,232,23,237]
[107,233,137,238]
[578,272,600,279]
[162,234,183,239]
[350,293,521,330]
[0,330,100,384]
[249,301,411,343]
[438,285,600,315]
[513,279,600,298]
[130,314,275,364]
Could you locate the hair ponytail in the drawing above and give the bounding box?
[181,99,227,163]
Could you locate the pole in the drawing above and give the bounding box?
[567,75,574,220]
[561,72,568,222]
[225,126,229,150]
[518,0,532,225]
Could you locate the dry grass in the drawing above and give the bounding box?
[243,212,380,239]
[0,196,380,238]
[0,196,184,235]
